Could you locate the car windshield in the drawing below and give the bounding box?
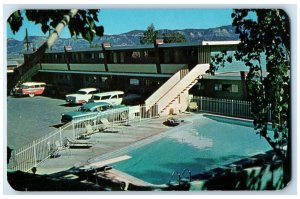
[91,95,101,100]
[76,91,87,95]
[78,107,91,112]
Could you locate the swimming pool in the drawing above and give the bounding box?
[104,114,273,185]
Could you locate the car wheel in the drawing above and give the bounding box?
[29,93,35,97]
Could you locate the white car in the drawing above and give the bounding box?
[88,91,124,105]
[65,88,100,104]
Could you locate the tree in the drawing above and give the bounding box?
[7,9,104,92]
[162,32,187,43]
[210,9,290,186]
[140,23,158,45]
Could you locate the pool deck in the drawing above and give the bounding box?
[35,113,193,187]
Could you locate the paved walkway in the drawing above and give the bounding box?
[36,114,192,175]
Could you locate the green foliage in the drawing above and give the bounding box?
[163,32,187,43]
[210,9,290,161]
[7,9,104,43]
[7,10,23,34]
[140,24,158,45]
[140,24,187,45]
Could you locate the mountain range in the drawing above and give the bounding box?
[7,25,239,59]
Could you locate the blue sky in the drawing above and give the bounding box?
[7,9,234,41]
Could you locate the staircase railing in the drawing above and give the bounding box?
[157,64,210,113]
[145,68,188,111]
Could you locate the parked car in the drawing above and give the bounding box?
[65,88,100,104]
[13,82,46,97]
[61,102,129,123]
[88,91,124,105]
[122,93,143,105]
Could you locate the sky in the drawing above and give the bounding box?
[7,9,234,41]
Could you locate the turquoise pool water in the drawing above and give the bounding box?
[112,114,273,185]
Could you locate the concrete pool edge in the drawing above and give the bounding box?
[85,113,280,189]
[87,115,195,164]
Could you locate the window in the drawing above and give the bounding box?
[196,83,205,90]
[148,50,155,57]
[77,91,87,95]
[130,79,139,85]
[120,52,125,63]
[90,90,100,94]
[92,96,101,100]
[143,51,148,58]
[111,95,118,99]
[101,95,111,100]
[97,106,108,112]
[101,77,108,83]
[113,52,118,63]
[86,76,97,84]
[174,50,181,63]
[131,51,140,59]
[99,52,104,59]
[214,83,222,91]
[57,54,63,59]
[214,83,239,93]
[85,53,94,59]
[231,85,239,93]
[164,50,170,63]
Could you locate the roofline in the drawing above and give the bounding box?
[38,70,172,78]
[202,40,240,46]
[92,91,124,96]
[24,40,241,54]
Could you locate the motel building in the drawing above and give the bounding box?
[18,40,263,116]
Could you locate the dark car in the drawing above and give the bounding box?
[61,102,129,123]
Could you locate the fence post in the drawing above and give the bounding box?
[59,127,62,145]
[139,105,142,122]
[72,121,76,139]
[33,140,37,168]
[231,100,234,116]
[200,96,203,112]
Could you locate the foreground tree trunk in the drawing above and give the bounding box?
[7,9,78,93]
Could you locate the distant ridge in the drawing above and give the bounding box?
[7,25,238,58]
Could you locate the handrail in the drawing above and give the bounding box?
[145,69,181,110]
[181,168,191,182]
[157,64,210,113]
[168,170,181,185]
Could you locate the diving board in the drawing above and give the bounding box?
[82,155,131,169]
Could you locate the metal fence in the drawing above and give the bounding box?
[191,96,272,121]
[8,104,158,172]
[191,96,252,119]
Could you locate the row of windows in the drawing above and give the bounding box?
[41,47,199,64]
[42,52,104,63]
[195,83,239,93]
[214,83,239,93]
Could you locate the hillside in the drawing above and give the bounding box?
[7,25,239,58]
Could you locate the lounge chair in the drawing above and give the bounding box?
[78,124,97,139]
[98,118,121,133]
[64,137,93,148]
[48,140,71,158]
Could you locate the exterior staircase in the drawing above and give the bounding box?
[145,64,210,116]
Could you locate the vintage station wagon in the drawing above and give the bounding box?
[65,88,100,104]
[13,82,46,97]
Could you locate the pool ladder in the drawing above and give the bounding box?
[168,168,191,186]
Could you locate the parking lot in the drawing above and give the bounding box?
[7,96,81,150]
